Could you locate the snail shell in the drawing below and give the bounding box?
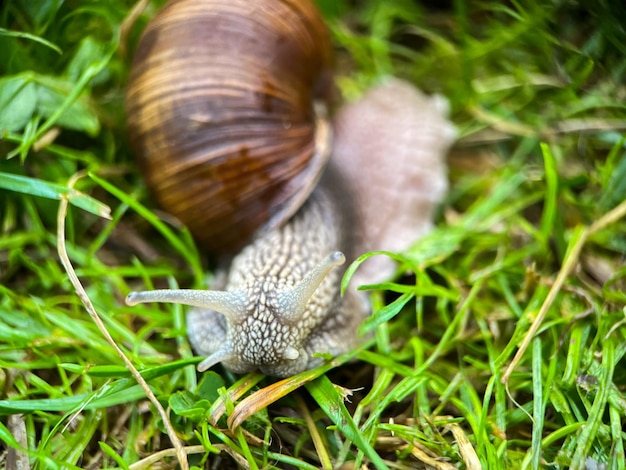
[126,0,333,253]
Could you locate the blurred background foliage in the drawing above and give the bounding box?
[1,0,625,468]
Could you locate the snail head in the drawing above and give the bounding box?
[126,251,345,376]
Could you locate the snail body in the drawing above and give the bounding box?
[129,176,366,377]
[125,0,455,377]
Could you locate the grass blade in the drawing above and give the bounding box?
[306,375,388,470]
[0,172,111,218]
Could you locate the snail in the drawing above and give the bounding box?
[124,0,455,377]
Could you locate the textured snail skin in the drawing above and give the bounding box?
[127,172,368,377]
[188,183,368,377]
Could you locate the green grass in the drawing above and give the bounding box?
[1,0,626,468]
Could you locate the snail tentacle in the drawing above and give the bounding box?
[276,251,345,322]
[125,289,247,323]
[197,346,235,372]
